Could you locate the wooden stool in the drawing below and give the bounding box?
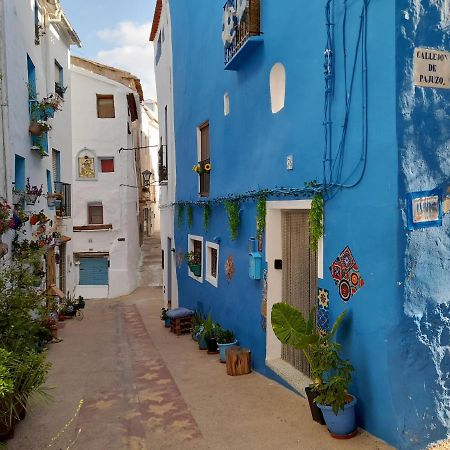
[226,346,251,376]
[170,316,192,336]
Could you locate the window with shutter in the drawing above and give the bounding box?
[97,95,115,118]
[88,203,103,224]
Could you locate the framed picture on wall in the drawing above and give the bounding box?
[407,189,442,230]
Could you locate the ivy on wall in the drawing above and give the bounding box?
[256,195,266,241]
[187,205,193,228]
[224,200,240,240]
[177,204,184,227]
[203,202,211,231]
[309,193,324,251]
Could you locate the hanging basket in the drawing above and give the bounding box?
[25,193,38,205]
[188,264,201,277]
[12,191,24,206]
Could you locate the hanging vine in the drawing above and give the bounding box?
[203,202,211,231]
[309,194,324,251]
[256,195,266,241]
[224,200,240,241]
[177,204,185,228]
[187,205,193,228]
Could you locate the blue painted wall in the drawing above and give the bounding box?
[165,0,449,447]
[392,1,450,449]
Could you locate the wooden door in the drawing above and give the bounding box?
[46,247,56,289]
[281,210,317,377]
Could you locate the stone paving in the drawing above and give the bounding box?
[8,236,393,450]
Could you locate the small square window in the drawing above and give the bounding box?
[206,242,219,287]
[97,95,115,118]
[88,203,103,224]
[100,158,114,173]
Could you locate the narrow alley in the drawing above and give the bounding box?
[9,237,391,450]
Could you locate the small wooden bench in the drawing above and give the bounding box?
[166,307,194,336]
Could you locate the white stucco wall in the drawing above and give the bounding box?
[71,65,141,299]
[154,0,178,307]
[0,0,77,294]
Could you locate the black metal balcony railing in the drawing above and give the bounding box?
[158,145,168,183]
[199,158,210,197]
[54,182,71,217]
[224,0,261,65]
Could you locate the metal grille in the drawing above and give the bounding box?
[210,247,218,278]
[54,182,71,218]
[281,210,317,377]
[193,240,202,267]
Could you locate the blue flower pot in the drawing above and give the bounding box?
[217,340,238,363]
[44,107,55,118]
[317,395,357,436]
[164,318,171,328]
[198,336,207,350]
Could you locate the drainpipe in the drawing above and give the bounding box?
[0,0,10,202]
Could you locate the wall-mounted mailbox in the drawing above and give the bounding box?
[249,252,262,280]
[274,259,282,270]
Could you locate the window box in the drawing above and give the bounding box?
[187,235,203,282]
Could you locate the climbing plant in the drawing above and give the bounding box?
[309,194,324,251]
[203,202,211,231]
[177,204,184,228]
[224,200,240,241]
[187,205,193,228]
[256,195,266,241]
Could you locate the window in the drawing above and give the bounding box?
[198,121,210,197]
[46,170,52,194]
[14,155,25,191]
[206,242,219,287]
[97,95,115,118]
[188,235,203,282]
[52,149,61,182]
[54,60,64,97]
[27,56,36,98]
[88,203,103,225]
[270,63,286,113]
[100,158,114,173]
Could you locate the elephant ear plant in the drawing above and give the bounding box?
[271,303,354,416]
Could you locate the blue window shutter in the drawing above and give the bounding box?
[79,258,109,286]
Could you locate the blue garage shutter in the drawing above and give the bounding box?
[79,257,109,285]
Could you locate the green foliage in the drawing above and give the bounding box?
[185,251,200,266]
[177,204,184,227]
[201,313,218,339]
[271,303,353,414]
[256,195,266,241]
[187,205,193,228]
[160,308,168,321]
[203,202,211,231]
[0,349,14,399]
[216,328,235,344]
[224,200,240,240]
[309,194,324,251]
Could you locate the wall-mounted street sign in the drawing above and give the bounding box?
[414,48,450,89]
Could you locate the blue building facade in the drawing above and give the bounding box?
[158,0,450,448]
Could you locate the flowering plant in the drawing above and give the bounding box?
[0,201,11,234]
[192,162,212,175]
[185,251,201,266]
[35,120,52,133]
[26,179,43,197]
[40,94,62,111]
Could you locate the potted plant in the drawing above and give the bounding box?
[0,201,11,235]
[29,120,51,136]
[185,251,201,277]
[25,179,43,205]
[271,303,354,435]
[161,308,171,328]
[216,328,238,363]
[201,314,219,354]
[190,311,205,341]
[0,349,15,440]
[11,189,24,206]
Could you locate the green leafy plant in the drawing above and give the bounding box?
[271,303,353,414]
[160,308,168,321]
[256,195,266,241]
[224,200,240,240]
[309,193,323,251]
[184,251,200,266]
[187,205,193,228]
[201,314,218,339]
[177,204,184,227]
[216,328,235,344]
[203,202,211,231]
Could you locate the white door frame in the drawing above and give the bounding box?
[265,200,324,392]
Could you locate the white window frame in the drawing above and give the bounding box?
[187,234,203,283]
[205,241,219,287]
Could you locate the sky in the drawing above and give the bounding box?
[61,0,157,101]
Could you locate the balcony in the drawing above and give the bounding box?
[158,145,168,183]
[198,158,210,197]
[54,182,71,218]
[224,0,262,71]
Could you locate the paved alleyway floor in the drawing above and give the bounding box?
[9,236,392,450]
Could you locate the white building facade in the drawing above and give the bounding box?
[71,58,142,299]
[151,0,179,307]
[0,0,80,295]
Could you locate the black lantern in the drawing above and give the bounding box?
[142,170,152,187]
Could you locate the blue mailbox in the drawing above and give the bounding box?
[249,252,262,280]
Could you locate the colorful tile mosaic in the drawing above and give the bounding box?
[329,246,364,303]
[318,288,330,309]
[317,288,330,336]
[317,307,329,331]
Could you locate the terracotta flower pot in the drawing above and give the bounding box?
[29,121,43,136]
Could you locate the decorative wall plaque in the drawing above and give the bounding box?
[413,48,450,89]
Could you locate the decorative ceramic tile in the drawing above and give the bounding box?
[329,246,364,303]
[319,328,328,338]
[225,255,235,283]
[317,307,329,331]
[78,156,95,178]
[318,288,329,309]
